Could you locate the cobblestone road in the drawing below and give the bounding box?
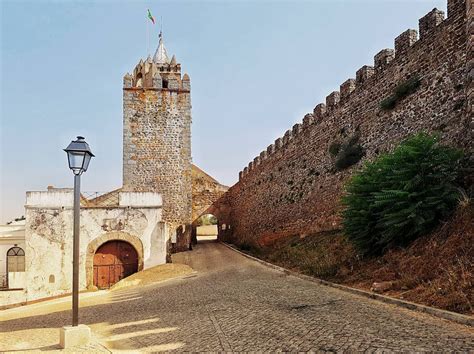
[2,241,474,352]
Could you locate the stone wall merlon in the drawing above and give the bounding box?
[303,113,314,127]
[419,9,445,38]
[326,91,340,107]
[118,192,162,207]
[275,137,283,150]
[123,73,133,88]
[374,49,395,71]
[182,73,191,90]
[260,150,268,160]
[313,103,326,119]
[356,66,375,85]
[340,79,356,99]
[283,129,293,145]
[394,29,418,55]
[267,144,275,155]
[447,0,465,18]
[26,191,73,208]
[253,156,261,166]
[292,123,302,136]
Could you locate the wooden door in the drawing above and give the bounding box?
[93,241,138,289]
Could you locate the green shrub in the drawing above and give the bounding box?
[329,142,342,156]
[380,76,421,110]
[342,133,463,256]
[394,76,420,97]
[380,96,397,110]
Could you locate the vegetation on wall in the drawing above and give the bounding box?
[196,214,218,226]
[342,133,463,256]
[329,133,364,171]
[380,76,421,110]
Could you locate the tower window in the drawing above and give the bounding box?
[162,79,169,89]
[136,73,143,87]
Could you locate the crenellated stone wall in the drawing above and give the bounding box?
[219,0,472,247]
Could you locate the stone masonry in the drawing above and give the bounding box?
[217,0,472,247]
[122,37,193,252]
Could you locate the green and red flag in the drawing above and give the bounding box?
[147,9,155,24]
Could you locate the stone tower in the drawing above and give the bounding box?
[122,34,192,251]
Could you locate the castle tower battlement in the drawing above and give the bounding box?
[122,34,192,252]
[123,36,189,91]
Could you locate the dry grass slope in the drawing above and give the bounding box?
[238,204,473,315]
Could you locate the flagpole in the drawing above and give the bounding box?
[146,15,149,55]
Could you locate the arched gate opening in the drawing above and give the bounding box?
[93,240,138,289]
[195,214,219,243]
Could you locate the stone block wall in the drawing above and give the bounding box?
[191,165,229,222]
[122,62,192,252]
[220,0,471,247]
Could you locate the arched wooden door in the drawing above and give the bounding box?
[93,241,138,289]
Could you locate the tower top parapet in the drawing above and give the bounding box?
[125,34,189,90]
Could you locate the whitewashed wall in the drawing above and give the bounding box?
[0,190,167,307]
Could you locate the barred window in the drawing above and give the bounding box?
[7,247,25,272]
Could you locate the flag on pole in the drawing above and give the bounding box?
[147,9,155,24]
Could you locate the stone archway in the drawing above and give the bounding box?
[86,231,144,289]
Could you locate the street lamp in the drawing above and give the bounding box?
[64,136,94,327]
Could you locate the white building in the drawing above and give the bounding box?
[0,188,169,308]
[0,219,26,292]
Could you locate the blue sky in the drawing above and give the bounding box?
[0,0,446,223]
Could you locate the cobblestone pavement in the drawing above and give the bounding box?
[1,241,474,352]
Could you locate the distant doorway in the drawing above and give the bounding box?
[93,240,138,289]
[196,214,218,242]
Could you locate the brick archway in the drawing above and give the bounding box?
[86,231,144,289]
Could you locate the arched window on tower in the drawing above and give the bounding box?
[7,246,25,273]
[136,72,143,87]
[162,79,169,89]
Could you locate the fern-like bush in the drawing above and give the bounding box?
[342,133,463,256]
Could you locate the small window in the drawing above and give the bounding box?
[136,73,143,87]
[7,247,25,272]
[162,79,169,88]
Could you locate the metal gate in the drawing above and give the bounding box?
[93,241,138,289]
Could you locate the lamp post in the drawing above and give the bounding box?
[63,136,94,327]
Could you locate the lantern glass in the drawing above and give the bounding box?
[67,151,86,174]
[64,136,94,175]
[82,153,92,172]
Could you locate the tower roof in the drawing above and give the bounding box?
[153,35,170,64]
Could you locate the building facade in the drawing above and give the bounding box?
[0,189,166,308]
